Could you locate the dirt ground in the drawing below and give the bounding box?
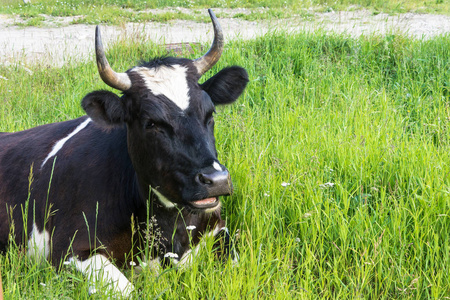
[0,9,450,66]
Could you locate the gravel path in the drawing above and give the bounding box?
[0,9,449,66]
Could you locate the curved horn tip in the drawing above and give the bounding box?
[95,25,103,47]
[94,25,132,91]
[193,9,224,76]
[207,9,222,36]
[207,8,215,18]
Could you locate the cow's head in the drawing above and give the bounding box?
[82,10,248,213]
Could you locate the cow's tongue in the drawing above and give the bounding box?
[192,197,217,205]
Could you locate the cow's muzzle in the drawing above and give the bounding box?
[196,169,233,197]
[190,169,233,210]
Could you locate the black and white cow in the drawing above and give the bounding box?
[0,9,248,297]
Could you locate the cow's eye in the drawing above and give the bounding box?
[145,121,156,129]
[206,114,214,126]
[145,120,173,134]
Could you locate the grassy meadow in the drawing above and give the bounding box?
[1,17,450,300]
[0,0,449,26]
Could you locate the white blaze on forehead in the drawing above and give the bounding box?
[27,223,50,261]
[41,118,91,168]
[132,64,190,110]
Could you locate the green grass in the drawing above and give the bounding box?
[0,0,450,27]
[1,29,450,298]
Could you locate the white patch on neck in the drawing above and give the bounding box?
[68,254,134,297]
[175,244,200,267]
[152,188,177,208]
[41,118,91,168]
[133,257,161,275]
[174,225,227,268]
[132,65,190,110]
[27,223,50,261]
[213,161,222,171]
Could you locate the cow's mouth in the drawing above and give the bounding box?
[188,197,220,210]
[152,187,221,212]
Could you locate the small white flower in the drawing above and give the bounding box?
[88,287,97,295]
[186,225,196,231]
[264,192,270,197]
[129,261,136,266]
[40,283,46,287]
[303,212,312,218]
[319,182,335,189]
[0,76,8,80]
[281,182,291,187]
[295,238,301,243]
[164,252,179,259]
[22,67,33,75]
[63,261,71,265]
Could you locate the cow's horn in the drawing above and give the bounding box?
[193,9,224,76]
[95,25,132,91]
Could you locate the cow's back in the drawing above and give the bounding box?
[0,117,138,260]
[0,118,88,249]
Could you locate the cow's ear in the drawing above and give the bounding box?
[201,66,249,105]
[82,90,126,127]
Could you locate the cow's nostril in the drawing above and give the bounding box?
[196,170,233,196]
[197,170,229,186]
[197,173,213,185]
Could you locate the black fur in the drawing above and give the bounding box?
[82,90,125,127]
[0,56,247,279]
[201,66,249,105]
